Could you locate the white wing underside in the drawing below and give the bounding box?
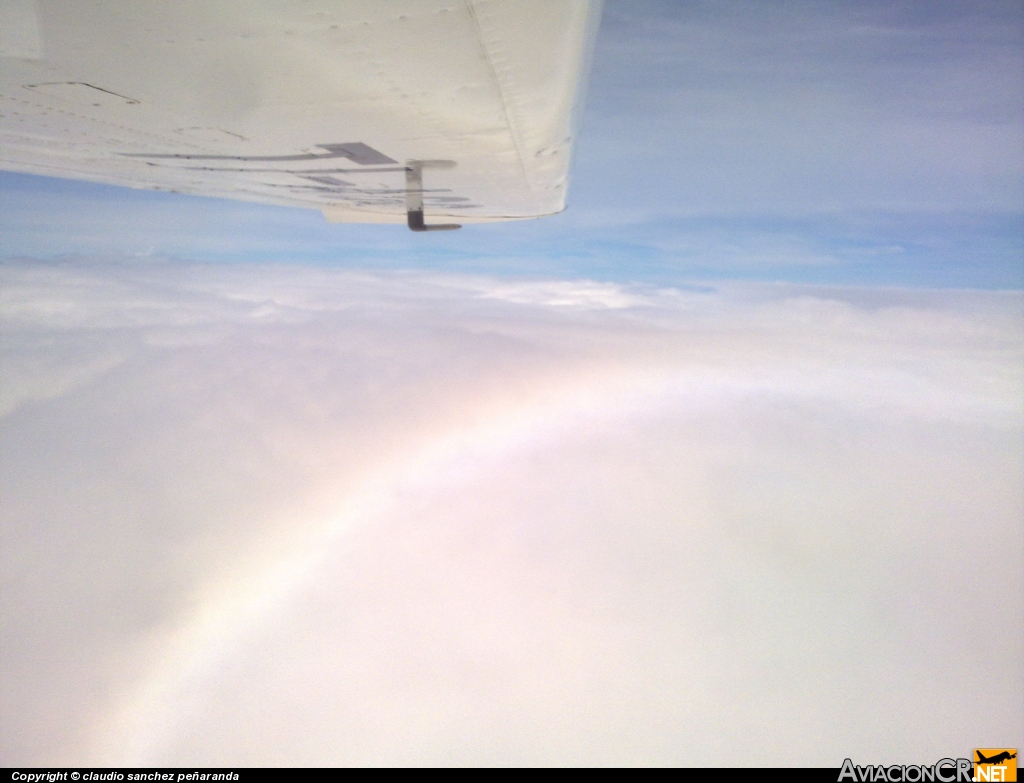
[0,0,600,226]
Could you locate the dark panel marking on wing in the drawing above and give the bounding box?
[25,82,140,104]
[300,175,355,187]
[122,142,474,225]
[121,142,397,165]
[180,166,409,174]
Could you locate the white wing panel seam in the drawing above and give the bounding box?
[465,0,531,190]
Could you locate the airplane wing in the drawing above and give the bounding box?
[0,0,601,230]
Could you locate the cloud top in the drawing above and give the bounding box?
[2,259,1021,765]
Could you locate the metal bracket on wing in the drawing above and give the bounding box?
[406,161,461,232]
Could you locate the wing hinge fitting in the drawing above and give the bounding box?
[406,161,461,232]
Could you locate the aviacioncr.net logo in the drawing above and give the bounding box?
[839,758,974,783]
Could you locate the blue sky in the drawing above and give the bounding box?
[3,0,1022,288]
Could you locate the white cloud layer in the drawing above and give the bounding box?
[1,260,1022,766]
